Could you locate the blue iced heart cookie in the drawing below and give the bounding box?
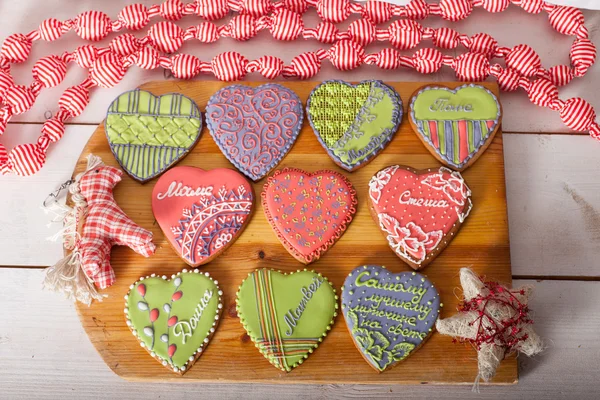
[205,84,303,181]
[341,265,441,372]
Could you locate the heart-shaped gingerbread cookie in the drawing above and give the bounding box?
[124,270,222,374]
[236,269,337,372]
[307,80,403,171]
[105,90,202,182]
[206,84,304,181]
[368,166,472,270]
[408,84,501,171]
[262,168,358,264]
[152,166,254,267]
[341,265,441,372]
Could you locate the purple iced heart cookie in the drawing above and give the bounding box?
[205,84,304,181]
[341,265,441,372]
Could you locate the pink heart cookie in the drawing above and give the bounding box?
[152,166,254,267]
[262,168,357,264]
[368,165,472,270]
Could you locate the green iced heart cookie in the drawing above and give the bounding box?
[236,269,338,372]
[307,80,402,171]
[409,84,501,171]
[125,270,222,374]
[105,89,202,182]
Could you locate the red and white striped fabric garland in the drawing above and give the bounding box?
[0,0,597,176]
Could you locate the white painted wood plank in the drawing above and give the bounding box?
[0,1,599,133]
[0,268,598,398]
[0,125,94,266]
[505,134,600,277]
[548,1,600,9]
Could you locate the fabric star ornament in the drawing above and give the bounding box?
[436,268,543,384]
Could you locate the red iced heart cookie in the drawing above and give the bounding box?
[262,168,357,264]
[152,166,254,267]
[368,165,472,270]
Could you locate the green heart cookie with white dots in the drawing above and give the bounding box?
[124,270,222,375]
[236,269,338,372]
[105,89,202,182]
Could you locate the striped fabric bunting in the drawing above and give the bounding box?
[1,0,599,176]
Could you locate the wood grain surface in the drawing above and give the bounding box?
[71,81,516,384]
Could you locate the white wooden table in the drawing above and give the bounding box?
[1,2,599,398]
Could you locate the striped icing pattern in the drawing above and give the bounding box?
[416,119,495,166]
[105,89,202,182]
[409,84,501,170]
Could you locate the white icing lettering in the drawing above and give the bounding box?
[429,98,473,113]
[399,190,449,208]
[283,276,324,336]
[172,289,213,344]
[156,181,213,200]
[172,321,192,344]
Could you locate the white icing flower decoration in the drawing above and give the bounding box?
[368,165,398,204]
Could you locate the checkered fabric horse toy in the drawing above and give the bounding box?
[44,154,155,305]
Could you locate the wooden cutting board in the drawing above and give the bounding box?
[72,80,516,384]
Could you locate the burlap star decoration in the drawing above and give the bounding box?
[436,268,543,384]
